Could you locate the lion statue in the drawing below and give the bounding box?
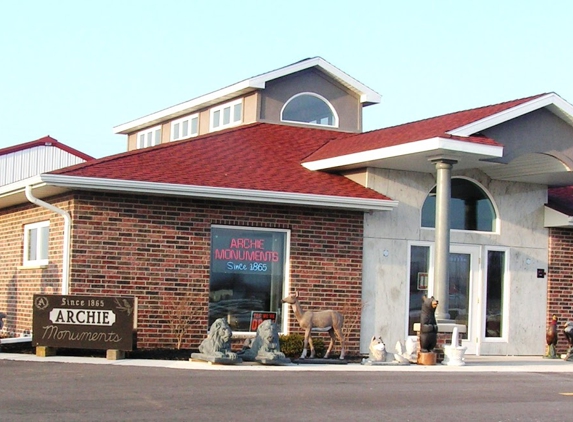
[240,320,287,362]
[198,318,238,360]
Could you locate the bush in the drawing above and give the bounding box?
[279,333,325,358]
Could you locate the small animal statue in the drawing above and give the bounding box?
[395,337,419,363]
[405,336,418,360]
[545,314,558,358]
[282,292,346,359]
[419,296,439,353]
[368,336,386,362]
[563,321,573,361]
[198,318,238,360]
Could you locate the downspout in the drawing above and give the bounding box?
[25,185,71,295]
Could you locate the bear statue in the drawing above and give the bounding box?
[419,296,439,352]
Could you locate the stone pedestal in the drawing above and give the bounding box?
[106,349,125,360]
[442,345,467,365]
[417,351,437,365]
[36,346,57,357]
[190,353,242,365]
[413,322,466,363]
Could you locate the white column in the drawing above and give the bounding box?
[432,159,457,321]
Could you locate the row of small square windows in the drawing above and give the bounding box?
[137,99,243,149]
[136,93,339,149]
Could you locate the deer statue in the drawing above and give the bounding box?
[282,292,345,359]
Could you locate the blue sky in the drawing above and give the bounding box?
[1,0,572,158]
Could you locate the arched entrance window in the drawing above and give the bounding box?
[281,93,338,127]
[421,178,497,231]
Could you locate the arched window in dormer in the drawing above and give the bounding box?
[421,178,497,232]
[281,93,338,127]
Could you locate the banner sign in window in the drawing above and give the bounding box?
[32,294,137,351]
[250,311,278,331]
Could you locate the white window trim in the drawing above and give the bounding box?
[405,241,435,340]
[210,225,291,335]
[280,92,339,128]
[170,114,199,141]
[137,125,162,149]
[481,246,510,344]
[420,176,500,234]
[23,221,49,266]
[209,99,243,132]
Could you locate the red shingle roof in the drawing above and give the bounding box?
[305,94,546,162]
[48,93,554,205]
[51,123,390,201]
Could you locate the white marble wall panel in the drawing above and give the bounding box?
[360,167,548,355]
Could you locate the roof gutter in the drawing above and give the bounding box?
[25,185,71,295]
[40,174,397,212]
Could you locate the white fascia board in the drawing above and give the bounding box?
[39,174,397,212]
[113,58,382,134]
[303,137,504,171]
[250,57,381,104]
[113,80,256,134]
[449,93,573,137]
[544,205,573,228]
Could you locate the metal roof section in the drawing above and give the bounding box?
[113,57,382,134]
[0,136,94,161]
[0,136,94,186]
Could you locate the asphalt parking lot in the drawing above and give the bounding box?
[1,356,573,422]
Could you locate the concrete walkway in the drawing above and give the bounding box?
[1,352,573,372]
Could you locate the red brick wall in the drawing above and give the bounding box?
[1,191,364,354]
[548,227,573,354]
[0,195,71,335]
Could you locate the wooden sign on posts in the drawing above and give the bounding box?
[32,294,137,351]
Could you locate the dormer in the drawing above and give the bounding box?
[113,57,381,151]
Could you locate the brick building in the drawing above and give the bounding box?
[2,58,573,356]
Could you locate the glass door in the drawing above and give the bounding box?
[449,245,481,354]
[409,244,503,354]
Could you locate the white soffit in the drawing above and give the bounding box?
[113,57,381,134]
[303,137,504,171]
[482,153,571,182]
[449,93,573,137]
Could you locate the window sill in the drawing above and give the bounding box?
[17,264,49,270]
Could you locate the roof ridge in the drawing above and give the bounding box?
[359,92,551,137]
